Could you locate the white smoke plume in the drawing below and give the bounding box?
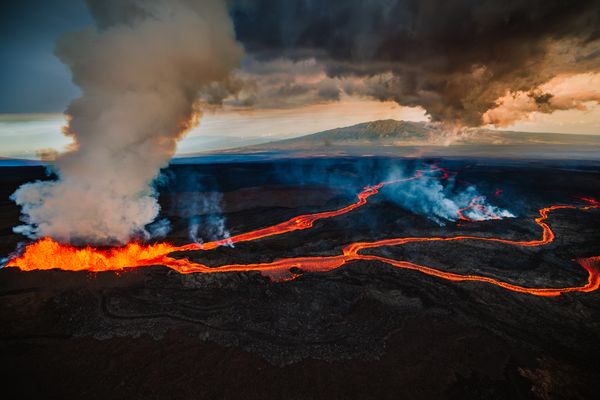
[11,0,242,245]
[385,170,514,225]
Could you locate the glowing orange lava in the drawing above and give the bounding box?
[457,196,502,222]
[9,238,179,272]
[6,166,600,297]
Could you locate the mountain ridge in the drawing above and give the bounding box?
[242,119,600,149]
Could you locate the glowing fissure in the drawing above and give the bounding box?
[457,196,502,222]
[7,166,600,297]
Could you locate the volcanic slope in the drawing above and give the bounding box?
[235,120,600,148]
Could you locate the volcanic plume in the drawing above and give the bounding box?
[229,0,600,127]
[11,0,242,245]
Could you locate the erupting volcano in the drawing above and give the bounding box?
[8,165,600,298]
[4,0,600,398]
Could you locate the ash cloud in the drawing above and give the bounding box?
[229,0,600,126]
[12,0,242,244]
[202,57,343,109]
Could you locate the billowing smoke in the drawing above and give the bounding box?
[12,0,242,244]
[229,0,600,126]
[273,158,513,224]
[384,170,514,225]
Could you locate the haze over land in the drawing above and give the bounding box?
[249,120,600,147]
[4,115,600,162]
[196,120,600,161]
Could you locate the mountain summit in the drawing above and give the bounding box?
[247,120,600,150]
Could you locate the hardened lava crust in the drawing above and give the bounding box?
[1,157,600,400]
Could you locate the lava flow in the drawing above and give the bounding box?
[6,166,600,297]
[457,196,502,222]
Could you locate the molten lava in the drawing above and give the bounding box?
[10,238,178,272]
[457,196,503,222]
[6,165,600,297]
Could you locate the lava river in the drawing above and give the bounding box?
[6,166,600,297]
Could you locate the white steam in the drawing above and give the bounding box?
[385,171,514,224]
[11,0,242,244]
[185,192,231,244]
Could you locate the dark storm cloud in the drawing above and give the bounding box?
[201,57,343,109]
[3,0,599,121]
[229,0,600,125]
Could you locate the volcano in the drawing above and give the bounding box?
[1,156,600,399]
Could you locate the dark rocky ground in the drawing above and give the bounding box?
[1,157,600,399]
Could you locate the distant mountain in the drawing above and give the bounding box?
[240,120,600,150]
[282,120,435,146]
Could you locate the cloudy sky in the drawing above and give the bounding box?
[1,0,600,158]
